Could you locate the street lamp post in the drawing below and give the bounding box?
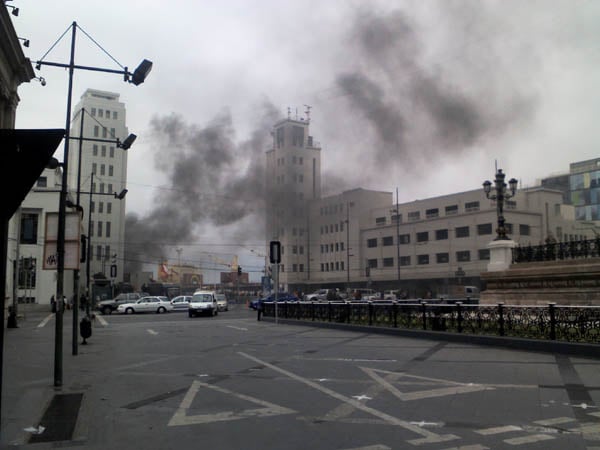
[483,169,518,241]
[36,21,152,387]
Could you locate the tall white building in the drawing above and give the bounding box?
[68,89,130,288]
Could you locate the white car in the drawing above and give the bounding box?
[188,291,218,317]
[215,293,229,311]
[170,295,192,312]
[116,296,173,314]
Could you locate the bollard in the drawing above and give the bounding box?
[79,316,92,345]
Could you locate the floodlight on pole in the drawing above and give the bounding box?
[34,20,151,385]
[114,189,128,200]
[118,134,136,150]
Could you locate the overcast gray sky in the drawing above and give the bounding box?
[12,0,600,281]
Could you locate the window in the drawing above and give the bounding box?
[101,145,106,157]
[91,201,95,213]
[37,177,47,187]
[340,261,344,271]
[435,229,448,240]
[400,256,411,266]
[417,231,429,242]
[367,259,378,268]
[340,242,344,251]
[92,163,97,174]
[98,109,104,118]
[383,257,394,267]
[18,257,36,289]
[93,144,98,156]
[445,205,458,215]
[478,249,490,260]
[91,108,96,116]
[382,236,393,246]
[321,263,324,272]
[436,253,449,263]
[399,233,410,244]
[417,254,429,265]
[105,109,110,118]
[519,224,530,236]
[456,250,470,262]
[113,111,118,120]
[106,221,111,238]
[292,245,297,254]
[391,213,402,224]
[90,220,94,237]
[465,201,480,212]
[101,164,106,175]
[276,127,284,148]
[110,147,115,157]
[96,245,102,261]
[299,264,304,272]
[426,208,439,219]
[477,223,493,235]
[408,211,420,222]
[367,238,378,248]
[93,125,99,137]
[99,202,104,214]
[107,203,112,214]
[102,128,107,138]
[455,226,470,238]
[97,221,103,237]
[375,217,386,226]
[20,213,38,244]
[292,126,304,147]
[109,165,114,176]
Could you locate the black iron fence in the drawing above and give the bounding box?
[261,301,600,344]
[513,237,600,263]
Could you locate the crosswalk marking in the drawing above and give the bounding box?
[441,445,489,450]
[475,425,521,435]
[533,417,574,426]
[504,433,555,445]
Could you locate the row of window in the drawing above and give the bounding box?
[275,173,304,184]
[89,220,112,238]
[321,222,345,234]
[275,155,304,166]
[91,182,115,195]
[366,224,531,247]
[366,249,490,268]
[90,201,114,215]
[320,261,345,272]
[320,242,345,253]
[92,144,116,158]
[320,203,346,216]
[92,163,115,177]
[376,200,517,226]
[93,125,117,139]
[90,107,118,120]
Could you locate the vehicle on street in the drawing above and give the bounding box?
[215,293,229,311]
[188,291,218,317]
[96,292,148,315]
[116,296,173,314]
[304,289,328,301]
[249,292,299,310]
[170,295,192,312]
[350,288,379,301]
[383,290,397,300]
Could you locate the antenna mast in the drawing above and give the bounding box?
[304,104,312,123]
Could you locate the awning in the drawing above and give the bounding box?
[1,128,65,220]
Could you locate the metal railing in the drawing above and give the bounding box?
[513,238,600,263]
[260,301,600,344]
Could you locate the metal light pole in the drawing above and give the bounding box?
[395,187,400,285]
[36,21,152,386]
[483,169,518,241]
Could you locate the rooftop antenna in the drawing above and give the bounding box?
[304,104,312,123]
[287,107,291,120]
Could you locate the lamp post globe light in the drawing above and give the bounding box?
[36,21,151,387]
[483,169,518,241]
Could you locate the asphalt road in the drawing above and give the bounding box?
[2,303,600,449]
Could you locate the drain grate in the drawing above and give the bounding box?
[29,393,83,443]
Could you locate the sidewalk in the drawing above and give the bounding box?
[1,308,101,447]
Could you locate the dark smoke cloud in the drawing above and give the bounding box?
[125,101,280,273]
[332,5,537,168]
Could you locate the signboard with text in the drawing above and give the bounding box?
[43,212,81,270]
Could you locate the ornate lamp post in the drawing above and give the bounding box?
[483,169,518,241]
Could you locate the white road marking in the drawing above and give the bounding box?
[533,417,574,426]
[361,367,492,402]
[476,425,522,435]
[96,315,108,326]
[238,351,458,446]
[168,380,295,426]
[410,421,443,427]
[147,329,158,335]
[352,395,372,401]
[37,314,53,328]
[504,434,555,445]
[340,445,391,450]
[441,445,489,450]
[295,357,396,363]
[568,423,600,434]
[590,411,600,418]
[226,325,248,331]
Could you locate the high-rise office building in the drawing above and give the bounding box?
[68,89,130,288]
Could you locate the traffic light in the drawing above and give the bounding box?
[237,266,242,276]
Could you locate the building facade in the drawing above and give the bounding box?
[265,116,599,297]
[67,89,130,289]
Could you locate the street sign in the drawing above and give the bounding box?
[43,212,81,270]
[269,241,281,264]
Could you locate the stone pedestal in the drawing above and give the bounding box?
[487,239,516,272]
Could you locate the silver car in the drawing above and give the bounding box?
[215,293,229,311]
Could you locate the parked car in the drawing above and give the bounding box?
[249,292,299,310]
[215,293,229,311]
[188,291,218,317]
[170,295,192,312]
[304,289,328,301]
[96,292,147,315]
[350,288,379,301]
[116,296,173,314]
